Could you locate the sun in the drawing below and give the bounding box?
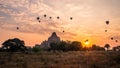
[85,41,89,45]
[82,39,92,47]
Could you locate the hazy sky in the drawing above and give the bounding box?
[0,0,120,47]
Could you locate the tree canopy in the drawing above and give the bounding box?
[1,38,26,52]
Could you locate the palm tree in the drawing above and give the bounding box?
[104,44,110,51]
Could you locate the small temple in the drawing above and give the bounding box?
[40,32,60,50]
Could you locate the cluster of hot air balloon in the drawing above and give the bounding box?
[105,20,109,32]
[36,14,73,33]
[104,20,119,43]
[110,37,118,43]
[36,14,73,23]
[15,14,73,33]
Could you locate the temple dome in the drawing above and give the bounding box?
[40,32,60,49]
[48,32,60,43]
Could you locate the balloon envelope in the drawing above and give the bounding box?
[37,17,40,20]
[57,17,60,19]
[111,37,113,40]
[106,21,109,25]
[39,20,41,23]
[105,30,107,32]
[70,17,73,20]
[49,17,52,19]
[85,39,88,42]
[115,40,118,43]
[44,14,46,17]
[16,27,19,30]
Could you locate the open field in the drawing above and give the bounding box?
[0,51,120,68]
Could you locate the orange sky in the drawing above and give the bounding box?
[0,0,120,47]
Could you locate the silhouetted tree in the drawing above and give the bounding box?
[104,44,110,51]
[91,44,105,51]
[32,46,42,52]
[57,41,67,51]
[113,46,120,51]
[81,47,89,51]
[68,41,82,51]
[49,41,83,51]
[1,38,26,52]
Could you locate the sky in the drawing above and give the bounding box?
[0,0,120,47]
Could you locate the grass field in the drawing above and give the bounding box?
[0,51,120,68]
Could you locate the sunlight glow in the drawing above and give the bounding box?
[82,39,92,48]
[85,41,89,45]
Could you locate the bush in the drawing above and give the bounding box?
[32,47,42,52]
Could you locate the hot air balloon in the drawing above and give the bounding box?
[85,39,88,42]
[63,30,65,33]
[115,40,118,43]
[37,17,40,20]
[106,20,109,25]
[57,16,60,19]
[16,27,19,30]
[49,17,52,19]
[39,20,41,23]
[105,30,107,32]
[70,17,73,20]
[44,14,46,17]
[111,37,114,40]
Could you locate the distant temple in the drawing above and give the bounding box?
[40,32,60,50]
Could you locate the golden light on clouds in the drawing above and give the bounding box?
[0,0,120,47]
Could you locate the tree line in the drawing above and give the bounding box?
[0,38,120,52]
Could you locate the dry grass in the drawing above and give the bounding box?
[0,51,120,68]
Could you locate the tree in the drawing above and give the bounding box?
[1,38,26,52]
[57,41,67,51]
[32,46,42,52]
[49,41,83,51]
[68,41,82,51]
[104,44,110,51]
[113,46,120,51]
[91,44,105,51]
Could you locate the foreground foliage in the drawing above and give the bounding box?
[0,51,120,68]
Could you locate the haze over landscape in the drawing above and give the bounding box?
[0,0,120,47]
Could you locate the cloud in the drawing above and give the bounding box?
[1,0,120,42]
